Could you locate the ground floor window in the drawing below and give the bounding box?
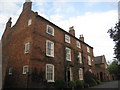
[46,64,54,82]
[79,68,83,80]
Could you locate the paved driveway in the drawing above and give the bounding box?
[91,80,119,88]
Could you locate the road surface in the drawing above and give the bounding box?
[91,80,119,88]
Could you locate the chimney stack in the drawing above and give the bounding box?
[79,34,84,42]
[23,0,32,11]
[69,26,75,36]
[6,17,12,29]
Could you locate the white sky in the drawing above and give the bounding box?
[0,0,118,63]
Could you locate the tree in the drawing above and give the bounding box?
[107,21,120,63]
[108,61,119,80]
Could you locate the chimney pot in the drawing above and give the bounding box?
[79,34,84,41]
[69,26,75,36]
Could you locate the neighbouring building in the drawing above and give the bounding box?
[94,55,111,82]
[2,1,110,88]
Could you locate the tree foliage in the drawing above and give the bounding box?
[108,21,120,62]
[108,61,118,75]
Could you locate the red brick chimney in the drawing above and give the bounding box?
[23,0,32,11]
[79,34,84,42]
[69,26,75,36]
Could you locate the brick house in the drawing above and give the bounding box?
[2,1,109,88]
[94,55,111,81]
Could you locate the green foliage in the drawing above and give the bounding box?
[108,21,120,61]
[108,61,119,79]
[54,80,67,89]
[84,71,99,87]
[75,80,84,89]
[95,80,101,84]
[68,81,76,88]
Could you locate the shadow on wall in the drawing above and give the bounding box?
[0,40,2,90]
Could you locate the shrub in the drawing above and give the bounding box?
[68,81,76,88]
[54,80,67,90]
[75,80,84,90]
[84,83,89,88]
[96,80,101,84]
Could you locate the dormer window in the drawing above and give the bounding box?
[28,19,32,26]
[65,34,70,43]
[46,25,54,36]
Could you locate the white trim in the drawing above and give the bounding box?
[78,52,82,63]
[46,40,54,57]
[46,25,54,36]
[65,34,70,43]
[8,67,12,75]
[24,42,30,54]
[76,41,81,48]
[87,46,90,53]
[28,19,32,26]
[79,68,83,80]
[88,55,91,65]
[46,64,54,82]
[23,65,29,74]
[66,47,71,61]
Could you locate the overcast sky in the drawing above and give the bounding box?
[0,0,118,62]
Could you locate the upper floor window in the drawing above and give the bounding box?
[46,40,54,57]
[88,56,91,65]
[25,42,30,53]
[66,47,71,61]
[76,41,81,48]
[23,65,28,74]
[79,68,83,80]
[78,52,82,63]
[87,46,90,53]
[46,64,54,82]
[28,19,32,26]
[46,25,54,36]
[8,67,13,75]
[65,34,70,43]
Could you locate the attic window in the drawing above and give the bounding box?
[28,19,32,26]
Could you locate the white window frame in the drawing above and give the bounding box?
[28,19,32,26]
[8,67,13,75]
[78,52,82,63]
[70,68,73,81]
[23,65,29,74]
[79,68,83,80]
[66,47,71,61]
[65,34,70,43]
[87,46,90,53]
[76,41,81,48]
[89,69,92,73]
[46,25,54,36]
[88,56,91,65]
[24,42,30,53]
[46,64,54,82]
[46,40,54,57]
